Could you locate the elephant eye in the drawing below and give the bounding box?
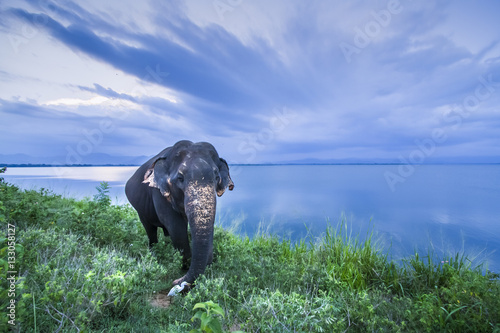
[177,174,184,183]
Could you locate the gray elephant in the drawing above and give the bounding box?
[125,140,234,286]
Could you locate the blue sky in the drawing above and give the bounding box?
[1,0,500,164]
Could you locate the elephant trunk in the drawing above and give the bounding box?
[179,182,216,284]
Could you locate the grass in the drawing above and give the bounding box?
[0,176,499,332]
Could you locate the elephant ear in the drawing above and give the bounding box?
[142,148,172,200]
[217,158,234,197]
[143,166,158,188]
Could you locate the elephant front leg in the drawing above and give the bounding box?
[152,191,191,268]
[169,228,192,270]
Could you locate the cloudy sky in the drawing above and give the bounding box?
[1,0,500,164]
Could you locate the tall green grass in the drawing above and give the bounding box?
[1,179,499,332]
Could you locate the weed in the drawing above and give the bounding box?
[93,181,111,206]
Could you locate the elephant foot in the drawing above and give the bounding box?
[172,276,185,285]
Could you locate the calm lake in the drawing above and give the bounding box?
[2,164,499,272]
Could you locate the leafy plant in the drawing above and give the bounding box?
[94,181,111,206]
[190,301,243,333]
[190,301,225,333]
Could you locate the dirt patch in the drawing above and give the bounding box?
[149,291,173,308]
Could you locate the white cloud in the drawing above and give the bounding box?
[44,96,139,108]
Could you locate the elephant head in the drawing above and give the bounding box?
[142,140,234,284]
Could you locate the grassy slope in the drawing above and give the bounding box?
[0,180,499,332]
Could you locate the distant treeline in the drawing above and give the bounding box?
[0,164,140,168]
[2,163,498,168]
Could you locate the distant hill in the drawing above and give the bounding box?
[0,153,149,166]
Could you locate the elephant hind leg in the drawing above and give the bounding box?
[141,220,159,248]
[162,226,169,237]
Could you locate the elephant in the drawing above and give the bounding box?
[125,140,234,286]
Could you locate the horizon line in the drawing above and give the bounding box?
[2,162,500,168]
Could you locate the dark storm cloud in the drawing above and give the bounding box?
[7,7,305,112]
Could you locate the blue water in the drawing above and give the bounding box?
[2,164,499,272]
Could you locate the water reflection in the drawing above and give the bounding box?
[4,166,137,182]
[2,167,137,204]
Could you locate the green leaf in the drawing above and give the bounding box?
[191,311,204,322]
[444,305,468,322]
[211,304,225,318]
[200,313,210,329]
[85,270,96,280]
[193,302,207,311]
[206,319,223,333]
[15,243,24,256]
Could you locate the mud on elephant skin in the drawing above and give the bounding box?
[125,140,234,286]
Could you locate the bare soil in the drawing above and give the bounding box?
[149,291,173,308]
